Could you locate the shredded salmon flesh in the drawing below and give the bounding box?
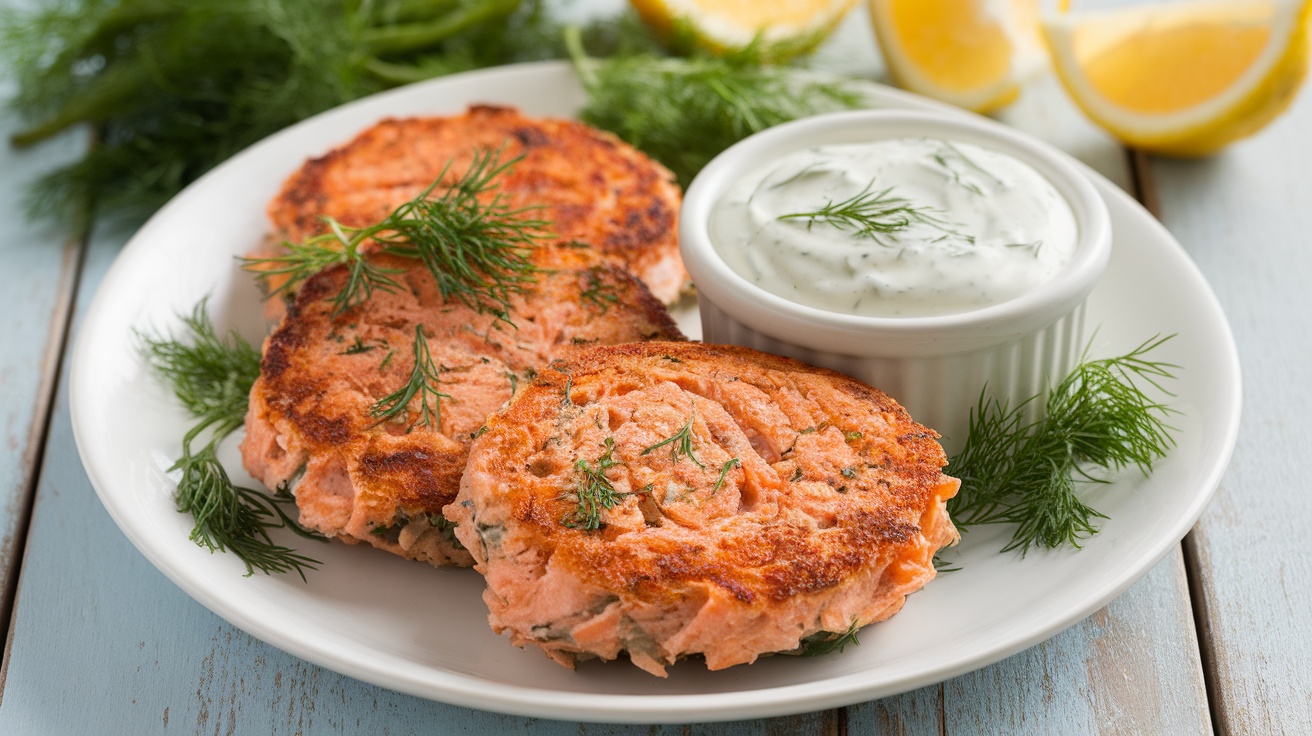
[264,105,689,303]
[449,341,960,676]
[241,253,684,567]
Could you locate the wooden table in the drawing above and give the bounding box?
[1,5,1308,734]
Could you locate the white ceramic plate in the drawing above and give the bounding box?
[70,61,1241,724]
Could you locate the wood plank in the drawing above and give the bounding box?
[0,3,1214,732]
[1147,87,1312,734]
[0,80,88,649]
[939,550,1208,735]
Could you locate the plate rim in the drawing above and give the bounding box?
[68,59,1242,723]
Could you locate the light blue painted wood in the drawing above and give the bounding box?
[0,85,86,591]
[0,2,1233,733]
[846,684,941,735]
[942,550,1207,736]
[1149,86,1312,736]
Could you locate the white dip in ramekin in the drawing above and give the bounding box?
[680,111,1111,453]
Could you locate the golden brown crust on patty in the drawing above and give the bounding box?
[241,253,684,567]
[266,106,689,303]
[448,341,959,675]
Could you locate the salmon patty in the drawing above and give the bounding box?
[266,105,689,303]
[448,342,959,676]
[241,252,685,567]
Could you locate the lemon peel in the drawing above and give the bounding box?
[868,0,1046,113]
[629,0,858,60]
[1045,0,1312,155]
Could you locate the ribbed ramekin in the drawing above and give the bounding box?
[679,110,1112,453]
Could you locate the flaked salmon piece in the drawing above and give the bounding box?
[264,106,689,304]
[241,252,685,567]
[448,342,960,676]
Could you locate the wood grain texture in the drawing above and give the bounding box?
[849,553,1209,736]
[938,550,1208,736]
[0,2,1231,732]
[0,86,88,651]
[1148,87,1312,735]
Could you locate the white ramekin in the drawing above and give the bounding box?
[680,110,1112,454]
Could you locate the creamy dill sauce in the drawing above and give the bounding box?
[710,138,1078,317]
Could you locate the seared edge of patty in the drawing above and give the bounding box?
[241,253,685,567]
[266,106,688,303]
[448,341,960,675]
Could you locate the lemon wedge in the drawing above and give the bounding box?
[868,0,1046,113]
[629,0,859,59]
[1045,0,1312,155]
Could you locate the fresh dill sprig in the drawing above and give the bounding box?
[641,416,705,468]
[779,181,971,247]
[341,337,375,355]
[243,149,547,324]
[370,324,451,431]
[139,298,323,579]
[947,335,1180,554]
[932,142,1000,197]
[580,267,619,313]
[241,218,405,316]
[560,437,634,530]
[797,619,861,657]
[712,457,741,495]
[566,25,862,188]
[374,148,549,324]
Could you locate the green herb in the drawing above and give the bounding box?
[1005,240,1045,256]
[566,25,862,188]
[580,267,619,313]
[844,430,863,442]
[641,416,705,468]
[241,218,405,317]
[948,336,1180,554]
[0,0,562,227]
[379,349,395,370]
[560,437,633,530]
[139,298,322,579]
[370,324,451,430]
[341,337,375,355]
[712,457,741,495]
[779,181,971,247]
[933,555,961,573]
[790,467,804,482]
[376,148,549,323]
[797,619,861,657]
[243,148,548,325]
[931,142,998,197]
[840,466,859,479]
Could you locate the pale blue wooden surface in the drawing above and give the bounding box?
[1149,85,1312,734]
[0,0,1299,733]
[0,86,85,608]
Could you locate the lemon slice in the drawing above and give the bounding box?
[1045,0,1312,155]
[629,0,859,59]
[868,0,1046,113]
